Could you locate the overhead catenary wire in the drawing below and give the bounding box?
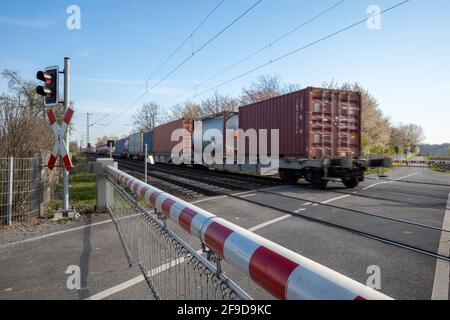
[178,0,412,103]
[89,114,109,127]
[102,0,227,124]
[114,0,264,120]
[162,0,346,107]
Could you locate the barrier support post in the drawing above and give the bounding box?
[91,158,117,212]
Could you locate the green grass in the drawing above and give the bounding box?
[55,155,97,212]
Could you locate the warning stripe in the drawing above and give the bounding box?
[161,198,175,217]
[179,207,197,233]
[48,154,57,170]
[63,107,74,124]
[203,222,234,258]
[249,246,299,300]
[47,110,57,125]
[105,166,392,300]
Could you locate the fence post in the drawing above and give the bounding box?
[7,157,13,226]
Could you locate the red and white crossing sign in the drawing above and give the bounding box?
[47,107,74,171]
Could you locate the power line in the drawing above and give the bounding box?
[89,114,109,127]
[104,0,227,124]
[182,0,412,102]
[162,0,346,107]
[122,0,226,107]
[117,0,264,118]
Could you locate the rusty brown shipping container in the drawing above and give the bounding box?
[152,118,193,155]
[239,87,362,158]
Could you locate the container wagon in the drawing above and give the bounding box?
[128,131,144,159]
[114,139,126,157]
[143,131,153,155]
[208,87,390,188]
[193,112,238,161]
[153,118,193,163]
[96,144,109,156]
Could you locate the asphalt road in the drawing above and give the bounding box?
[0,166,448,300]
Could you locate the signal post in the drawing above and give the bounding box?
[36,57,74,216]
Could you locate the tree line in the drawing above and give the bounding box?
[132,74,425,157]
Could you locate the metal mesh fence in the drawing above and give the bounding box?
[367,160,450,186]
[0,158,43,226]
[106,177,251,300]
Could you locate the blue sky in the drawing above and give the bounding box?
[0,0,449,145]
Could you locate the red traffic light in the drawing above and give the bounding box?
[37,71,54,85]
[36,85,52,96]
[36,66,59,107]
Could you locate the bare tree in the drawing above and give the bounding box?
[0,69,65,158]
[283,82,302,94]
[322,79,340,90]
[327,81,392,155]
[240,74,283,104]
[170,101,202,119]
[391,123,425,153]
[96,135,119,147]
[133,102,165,132]
[200,92,239,115]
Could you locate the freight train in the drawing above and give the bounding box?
[96,87,391,188]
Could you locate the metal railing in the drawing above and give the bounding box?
[366,160,450,186]
[104,164,391,300]
[0,158,43,226]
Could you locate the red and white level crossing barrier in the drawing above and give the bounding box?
[105,166,392,300]
[47,107,74,171]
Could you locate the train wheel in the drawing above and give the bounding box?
[280,170,298,184]
[311,179,328,189]
[342,177,359,189]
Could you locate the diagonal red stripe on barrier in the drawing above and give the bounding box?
[149,192,160,206]
[249,246,299,300]
[179,207,197,233]
[204,222,234,258]
[139,187,149,199]
[47,109,57,125]
[161,198,175,217]
[63,108,74,124]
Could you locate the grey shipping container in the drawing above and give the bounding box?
[239,87,362,159]
[128,131,144,156]
[143,131,153,154]
[193,112,238,158]
[114,139,126,155]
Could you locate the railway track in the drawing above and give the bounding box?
[89,154,450,261]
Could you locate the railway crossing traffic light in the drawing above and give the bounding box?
[36,66,59,107]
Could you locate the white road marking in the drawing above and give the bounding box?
[363,172,419,190]
[192,195,228,204]
[293,208,306,213]
[321,194,351,204]
[393,172,419,181]
[0,219,112,250]
[85,256,192,300]
[432,192,450,300]
[239,193,257,198]
[231,191,255,197]
[85,214,291,300]
[302,202,312,206]
[248,214,291,232]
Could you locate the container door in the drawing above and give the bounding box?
[310,90,333,158]
[333,91,361,157]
